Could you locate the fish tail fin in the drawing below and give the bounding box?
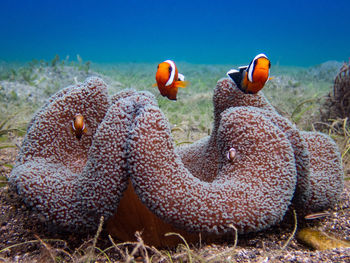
[175,80,189,88]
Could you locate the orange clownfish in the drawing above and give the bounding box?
[153,60,188,100]
[226,53,272,94]
[71,114,87,140]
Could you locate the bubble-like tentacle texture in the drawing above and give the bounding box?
[178,78,311,205]
[300,131,344,212]
[128,104,297,234]
[209,78,344,212]
[177,78,274,182]
[251,108,312,208]
[9,78,138,230]
[26,83,80,132]
[76,95,148,226]
[16,77,109,167]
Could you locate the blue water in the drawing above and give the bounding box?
[0,0,349,66]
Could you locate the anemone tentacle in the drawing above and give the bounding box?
[178,78,311,206]
[210,78,343,212]
[300,131,344,212]
[10,77,111,228]
[177,78,275,182]
[9,78,158,230]
[128,104,297,234]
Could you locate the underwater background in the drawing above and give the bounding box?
[1,0,349,66]
[1,1,350,261]
[0,0,350,136]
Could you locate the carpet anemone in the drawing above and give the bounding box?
[9,76,344,247]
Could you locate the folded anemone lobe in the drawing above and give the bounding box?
[10,77,107,228]
[178,78,311,205]
[176,136,217,182]
[177,78,275,182]
[212,78,348,211]
[300,131,344,212]
[213,78,275,117]
[211,78,343,212]
[108,97,297,246]
[244,107,312,209]
[10,77,131,229]
[76,90,160,227]
[106,93,206,247]
[16,77,109,170]
[127,104,297,235]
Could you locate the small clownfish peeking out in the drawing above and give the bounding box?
[153,60,189,100]
[70,114,87,140]
[226,147,236,162]
[226,53,273,94]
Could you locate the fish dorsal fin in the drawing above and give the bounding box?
[164,60,176,86]
[227,69,239,75]
[178,73,185,81]
[227,68,243,89]
[238,66,248,72]
[247,53,268,82]
[253,53,267,61]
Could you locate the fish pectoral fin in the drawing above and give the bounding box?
[178,73,185,81]
[175,80,189,88]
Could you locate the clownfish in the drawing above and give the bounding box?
[71,114,87,140]
[227,147,236,162]
[226,53,272,94]
[153,60,188,100]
